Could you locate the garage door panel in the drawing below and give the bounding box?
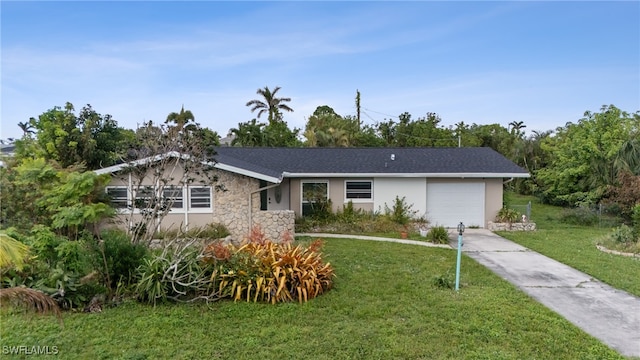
[426,182,484,228]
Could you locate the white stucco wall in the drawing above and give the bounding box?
[373,178,427,217]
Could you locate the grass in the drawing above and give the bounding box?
[499,193,640,297]
[0,238,623,359]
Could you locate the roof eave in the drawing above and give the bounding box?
[282,172,530,178]
[214,163,282,183]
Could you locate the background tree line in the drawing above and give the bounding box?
[3,88,639,222]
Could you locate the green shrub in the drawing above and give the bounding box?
[426,226,450,244]
[100,229,149,288]
[496,207,520,223]
[157,223,231,240]
[632,204,640,238]
[335,201,365,224]
[1,226,101,309]
[386,196,416,225]
[609,225,636,244]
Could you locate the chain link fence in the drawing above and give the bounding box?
[507,201,532,222]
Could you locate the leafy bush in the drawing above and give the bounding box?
[1,226,102,309]
[385,196,417,225]
[496,207,520,223]
[632,204,640,238]
[426,226,450,244]
[559,206,599,226]
[609,225,636,244]
[99,229,149,288]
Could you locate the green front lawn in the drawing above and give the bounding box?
[498,194,640,297]
[1,239,622,359]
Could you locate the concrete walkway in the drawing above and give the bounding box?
[298,231,640,357]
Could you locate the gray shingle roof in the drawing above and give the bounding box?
[213,147,528,179]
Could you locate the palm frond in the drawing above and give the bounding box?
[0,233,29,270]
[0,287,63,325]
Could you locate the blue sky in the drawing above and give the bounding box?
[2,1,639,141]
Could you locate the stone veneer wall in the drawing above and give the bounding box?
[487,221,537,231]
[213,170,295,243]
[253,210,296,242]
[214,170,260,241]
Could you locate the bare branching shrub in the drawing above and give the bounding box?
[113,121,224,245]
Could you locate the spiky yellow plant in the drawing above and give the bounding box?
[0,233,29,270]
[208,237,335,304]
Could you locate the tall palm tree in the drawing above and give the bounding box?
[246,86,293,125]
[17,121,35,137]
[165,105,196,132]
[508,121,527,137]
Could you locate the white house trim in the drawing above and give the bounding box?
[282,172,529,178]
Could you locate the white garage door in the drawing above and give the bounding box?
[426,182,485,228]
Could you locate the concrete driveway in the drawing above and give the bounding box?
[457,229,640,358]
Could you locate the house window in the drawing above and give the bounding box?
[345,181,373,201]
[302,181,329,216]
[189,187,211,209]
[134,186,155,209]
[106,187,128,209]
[163,186,184,209]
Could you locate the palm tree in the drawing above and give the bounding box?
[614,136,640,175]
[17,121,35,137]
[246,86,293,125]
[165,105,196,132]
[508,121,527,137]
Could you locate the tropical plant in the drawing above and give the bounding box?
[245,86,293,125]
[17,121,35,137]
[426,226,450,244]
[135,238,213,305]
[608,225,636,244]
[205,237,334,304]
[231,119,301,147]
[385,196,416,226]
[496,207,520,223]
[508,120,527,137]
[18,102,133,170]
[0,233,29,270]
[165,105,196,133]
[0,287,62,322]
[536,105,638,206]
[94,229,149,288]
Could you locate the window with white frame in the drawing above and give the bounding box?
[301,181,329,216]
[189,186,211,209]
[106,187,128,209]
[345,181,373,201]
[162,186,184,209]
[134,186,155,209]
